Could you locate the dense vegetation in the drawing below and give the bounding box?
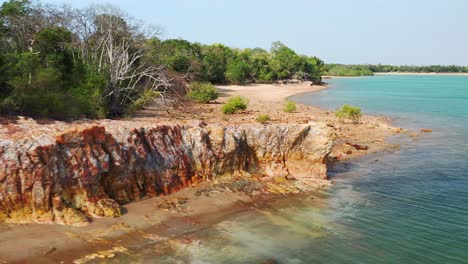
[6,1,464,119]
[0,0,325,120]
[326,64,468,76]
[0,0,172,118]
[325,64,374,76]
[369,64,468,73]
[151,40,325,84]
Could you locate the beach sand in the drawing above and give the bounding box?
[0,82,407,263]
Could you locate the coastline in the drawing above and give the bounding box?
[214,82,399,161]
[0,82,403,263]
[374,72,468,76]
[323,72,468,79]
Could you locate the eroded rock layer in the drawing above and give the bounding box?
[0,123,332,225]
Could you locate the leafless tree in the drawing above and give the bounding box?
[1,2,172,115]
[70,5,171,115]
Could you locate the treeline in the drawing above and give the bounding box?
[325,64,374,76]
[0,0,324,119]
[369,64,468,73]
[150,40,324,85]
[326,64,468,76]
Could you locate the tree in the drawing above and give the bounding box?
[270,41,298,79]
[201,44,233,83]
[250,52,274,82]
[73,5,171,116]
[225,58,251,84]
[1,1,73,84]
[145,38,205,80]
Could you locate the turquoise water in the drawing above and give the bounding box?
[293,75,468,132]
[128,76,468,263]
[290,75,468,263]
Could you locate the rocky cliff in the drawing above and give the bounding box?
[0,122,332,225]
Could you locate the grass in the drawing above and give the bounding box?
[256,114,270,124]
[283,101,297,113]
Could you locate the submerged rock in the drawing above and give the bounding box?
[0,122,332,224]
[346,141,369,151]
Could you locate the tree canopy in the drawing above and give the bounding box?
[0,1,325,119]
[325,64,468,76]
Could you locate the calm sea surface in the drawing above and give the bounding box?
[131,76,468,263]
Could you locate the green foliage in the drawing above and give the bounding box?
[8,68,92,119]
[225,59,251,84]
[187,82,219,103]
[125,89,160,117]
[326,65,374,76]
[256,114,270,124]
[368,64,468,73]
[201,44,233,83]
[326,64,468,75]
[335,104,362,124]
[269,42,297,79]
[250,52,274,82]
[146,38,204,77]
[283,101,297,113]
[221,96,248,114]
[0,0,30,17]
[0,1,327,120]
[147,39,324,85]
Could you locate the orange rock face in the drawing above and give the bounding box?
[0,123,332,225]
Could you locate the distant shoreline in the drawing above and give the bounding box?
[323,72,468,78]
[374,72,468,76]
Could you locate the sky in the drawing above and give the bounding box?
[41,0,468,65]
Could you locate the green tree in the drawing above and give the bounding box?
[201,44,233,83]
[269,41,298,79]
[225,58,251,84]
[250,52,274,82]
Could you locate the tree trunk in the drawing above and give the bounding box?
[108,84,122,117]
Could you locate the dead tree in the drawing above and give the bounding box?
[71,5,171,116]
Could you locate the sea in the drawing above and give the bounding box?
[129,75,468,263]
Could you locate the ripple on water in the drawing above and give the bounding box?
[128,76,468,263]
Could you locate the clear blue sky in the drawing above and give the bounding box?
[43,0,468,65]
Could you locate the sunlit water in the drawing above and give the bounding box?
[125,76,468,263]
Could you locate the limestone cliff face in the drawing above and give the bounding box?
[0,123,332,225]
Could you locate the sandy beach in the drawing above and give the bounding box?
[0,82,407,263]
[216,83,400,160]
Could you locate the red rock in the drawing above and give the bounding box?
[0,123,332,225]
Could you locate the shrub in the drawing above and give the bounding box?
[335,104,362,124]
[187,82,219,103]
[221,96,248,114]
[125,89,160,117]
[283,101,297,113]
[256,114,270,124]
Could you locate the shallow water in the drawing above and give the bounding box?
[123,76,468,263]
